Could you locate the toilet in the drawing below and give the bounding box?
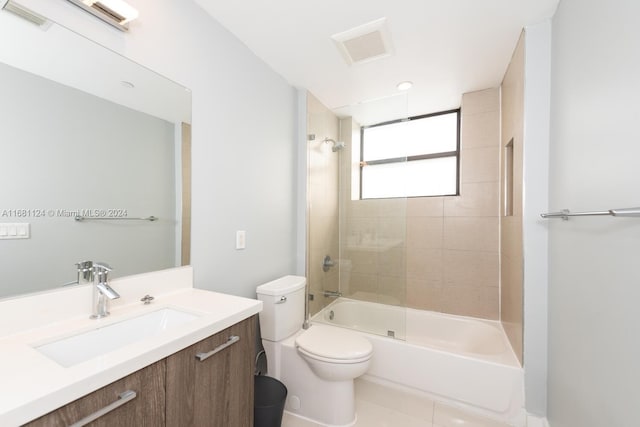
[256,275,372,426]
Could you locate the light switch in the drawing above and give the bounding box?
[0,223,30,239]
[236,230,246,250]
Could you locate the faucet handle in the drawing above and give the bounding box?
[76,261,94,271]
[92,262,113,272]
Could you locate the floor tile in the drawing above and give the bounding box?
[433,402,511,427]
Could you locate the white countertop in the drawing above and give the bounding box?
[0,267,262,426]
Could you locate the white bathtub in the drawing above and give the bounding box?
[312,298,524,423]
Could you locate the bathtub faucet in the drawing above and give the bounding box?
[323,290,342,298]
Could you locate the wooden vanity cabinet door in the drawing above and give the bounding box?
[24,360,165,427]
[165,316,255,427]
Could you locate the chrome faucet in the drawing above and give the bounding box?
[90,262,119,319]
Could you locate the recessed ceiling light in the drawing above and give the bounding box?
[396,81,413,91]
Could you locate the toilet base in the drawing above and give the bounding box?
[263,333,357,426]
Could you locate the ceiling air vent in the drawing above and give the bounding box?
[2,0,52,29]
[331,18,394,66]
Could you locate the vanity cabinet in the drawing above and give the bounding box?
[166,316,255,427]
[24,316,255,427]
[25,361,166,427]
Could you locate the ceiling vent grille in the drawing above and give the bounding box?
[331,18,394,66]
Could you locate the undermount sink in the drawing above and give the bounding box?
[35,308,200,367]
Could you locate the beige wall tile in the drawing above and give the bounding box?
[345,273,378,299]
[443,250,499,288]
[406,197,444,217]
[346,248,379,275]
[378,275,406,306]
[501,216,523,261]
[440,285,499,319]
[406,277,443,312]
[376,218,407,243]
[443,182,499,217]
[443,217,499,252]
[461,88,500,116]
[461,110,500,149]
[348,199,379,218]
[460,147,500,183]
[406,248,443,283]
[377,198,408,217]
[406,217,443,249]
[376,247,406,278]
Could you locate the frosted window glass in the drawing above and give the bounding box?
[362,157,457,199]
[363,113,457,161]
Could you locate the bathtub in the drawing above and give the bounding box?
[312,298,524,423]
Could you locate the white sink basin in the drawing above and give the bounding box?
[35,308,200,367]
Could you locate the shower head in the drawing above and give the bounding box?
[322,137,346,152]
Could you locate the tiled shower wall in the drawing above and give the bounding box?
[306,93,340,316]
[341,88,501,320]
[500,34,525,364]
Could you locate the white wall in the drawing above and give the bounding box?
[548,1,640,425]
[8,0,299,298]
[522,22,551,417]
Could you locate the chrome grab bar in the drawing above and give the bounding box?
[195,335,240,362]
[69,390,137,427]
[540,207,640,220]
[75,215,158,222]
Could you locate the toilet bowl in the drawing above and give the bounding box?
[256,276,373,426]
[296,324,372,381]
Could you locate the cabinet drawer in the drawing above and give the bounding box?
[25,361,165,427]
[166,316,256,427]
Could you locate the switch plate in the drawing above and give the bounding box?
[236,230,246,250]
[0,223,30,239]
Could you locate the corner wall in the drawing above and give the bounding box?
[548,0,640,424]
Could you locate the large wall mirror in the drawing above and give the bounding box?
[0,8,191,299]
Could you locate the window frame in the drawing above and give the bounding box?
[359,108,461,200]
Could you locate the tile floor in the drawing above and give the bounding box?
[282,378,513,427]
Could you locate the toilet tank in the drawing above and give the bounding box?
[256,275,306,341]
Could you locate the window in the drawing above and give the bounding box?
[360,109,460,199]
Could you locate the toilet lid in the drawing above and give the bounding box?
[295,324,372,360]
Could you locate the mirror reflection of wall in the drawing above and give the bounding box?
[0,12,191,300]
[0,61,176,297]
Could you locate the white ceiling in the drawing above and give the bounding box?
[196,0,559,123]
[0,9,191,124]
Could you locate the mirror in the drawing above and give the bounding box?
[0,8,191,299]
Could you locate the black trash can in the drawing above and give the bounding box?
[254,375,287,427]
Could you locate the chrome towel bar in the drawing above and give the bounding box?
[540,207,640,220]
[75,215,158,222]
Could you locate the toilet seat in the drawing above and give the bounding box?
[295,324,372,363]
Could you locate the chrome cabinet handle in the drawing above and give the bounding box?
[69,390,137,427]
[195,335,240,361]
[275,296,287,304]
